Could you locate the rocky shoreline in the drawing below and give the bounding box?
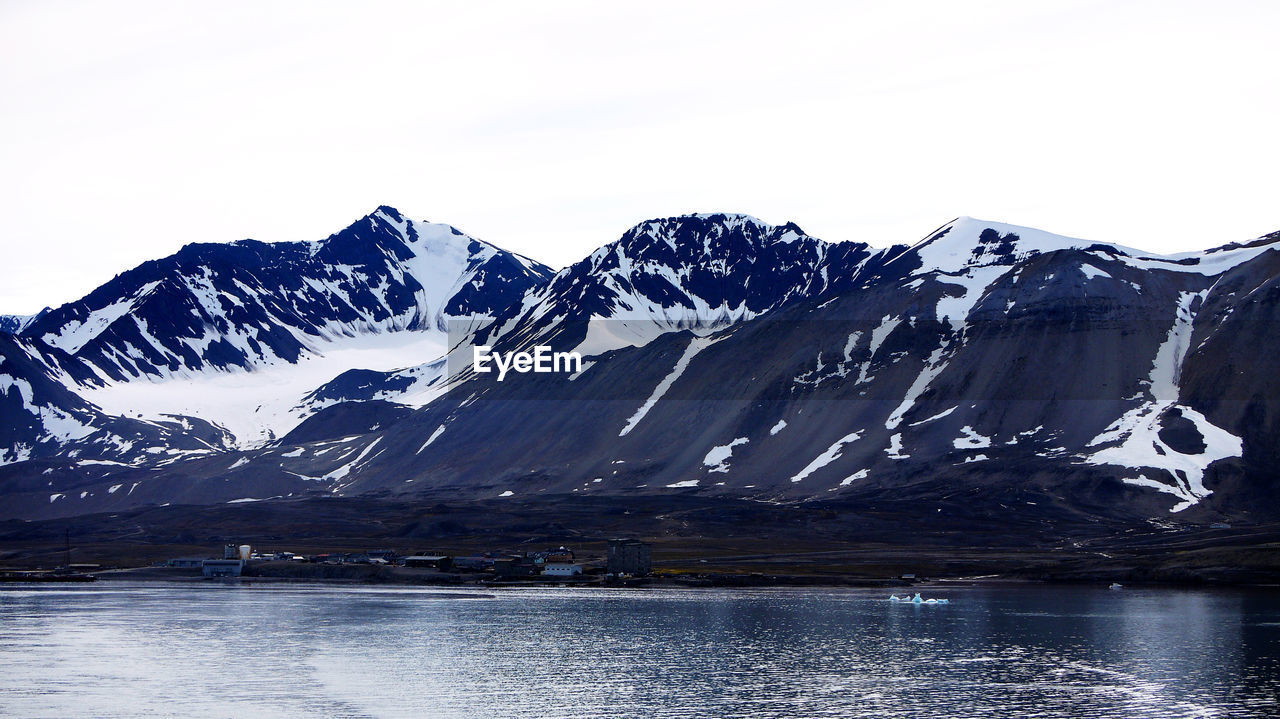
[77,559,1278,590]
[3,496,1278,588]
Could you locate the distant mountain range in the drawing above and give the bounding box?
[2,207,1277,523]
[0,308,47,335]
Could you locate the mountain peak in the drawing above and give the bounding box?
[688,211,766,224]
[888,217,1125,275]
[314,206,419,258]
[371,205,406,223]
[647,212,769,230]
[609,212,811,260]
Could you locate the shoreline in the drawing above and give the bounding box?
[5,496,1277,590]
[42,565,1278,591]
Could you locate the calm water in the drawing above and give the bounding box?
[1,582,1277,718]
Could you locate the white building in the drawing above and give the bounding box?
[542,562,583,577]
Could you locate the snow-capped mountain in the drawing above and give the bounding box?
[2,210,1278,525]
[0,206,552,462]
[478,213,888,355]
[27,205,548,381]
[309,213,897,402]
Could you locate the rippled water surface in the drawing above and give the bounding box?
[1,582,1278,718]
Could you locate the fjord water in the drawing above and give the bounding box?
[1,584,1277,718]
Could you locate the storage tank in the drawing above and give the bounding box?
[238,545,251,561]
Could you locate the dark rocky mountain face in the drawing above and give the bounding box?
[294,218,1280,523]
[1,212,1277,526]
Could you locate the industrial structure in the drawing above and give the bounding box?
[607,539,652,576]
[201,559,244,577]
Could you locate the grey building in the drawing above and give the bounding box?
[403,555,452,570]
[493,557,539,577]
[607,539,652,576]
[202,559,244,577]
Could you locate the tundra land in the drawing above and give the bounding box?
[4,495,1277,587]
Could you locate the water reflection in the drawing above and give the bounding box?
[0,584,1277,718]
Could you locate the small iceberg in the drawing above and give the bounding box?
[1109,582,1123,590]
[890,592,949,604]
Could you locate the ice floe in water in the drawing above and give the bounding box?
[890,593,949,604]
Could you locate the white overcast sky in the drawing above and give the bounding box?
[1,0,1278,314]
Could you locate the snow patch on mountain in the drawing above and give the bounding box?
[576,317,728,358]
[418,423,449,454]
[1147,291,1204,401]
[1079,263,1112,281]
[866,317,900,359]
[619,334,726,437]
[910,406,957,427]
[903,216,1277,279]
[704,437,748,473]
[954,426,993,450]
[935,265,1007,329]
[838,469,869,487]
[80,331,447,448]
[1085,402,1241,512]
[1080,290,1240,511]
[0,374,35,406]
[42,281,162,354]
[791,431,862,483]
[886,344,951,430]
[324,437,382,485]
[896,218,1099,275]
[885,433,909,459]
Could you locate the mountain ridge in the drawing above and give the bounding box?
[1,208,1277,525]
